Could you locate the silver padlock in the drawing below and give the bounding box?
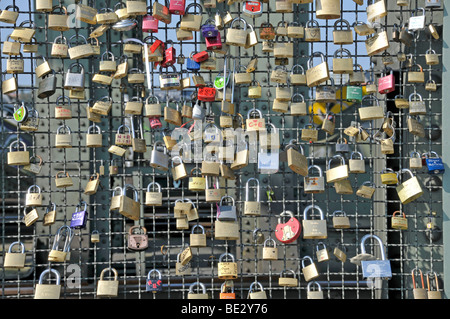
[150,140,169,171]
[192,99,206,120]
[304,165,325,194]
[218,195,237,221]
[64,62,85,91]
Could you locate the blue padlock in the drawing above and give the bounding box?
[425,151,445,174]
[146,269,163,293]
[186,52,200,71]
[70,201,88,229]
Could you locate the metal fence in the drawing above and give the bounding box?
[0,0,445,299]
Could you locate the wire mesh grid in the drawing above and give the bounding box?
[0,0,444,299]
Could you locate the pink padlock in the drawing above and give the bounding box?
[378,68,395,94]
[169,0,185,15]
[205,33,222,51]
[143,7,159,33]
[149,117,162,129]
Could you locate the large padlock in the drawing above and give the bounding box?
[179,3,202,31]
[306,52,329,87]
[359,94,384,121]
[307,281,324,299]
[68,34,94,60]
[218,253,238,280]
[2,35,21,56]
[97,268,119,298]
[26,184,43,207]
[190,225,207,247]
[7,139,30,166]
[146,269,163,293]
[38,70,57,99]
[48,225,73,262]
[332,210,350,229]
[349,64,366,85]
[396,168,424,203]
[188,282,209,299]
[214,218,239,240]
[290,93,307,116]
[333,18,353,44]
[226,17,248,47]
[128,226,148,251]
[145,181,163,206]
[301,256,319,282]
[316,0,340,19]
[4,241,26,269]
[349,151,365,173]
[150,141,170,171]
[360,234,392,280]
[287,21,304,38]
[304,165,325,194]
[126,0,147,15]
[188,168,206,192]
[424,151,445,174]
[326,155,348,183]
[119,184,140,220]
[333,48,353,74]
[365,23,389,56]
[0,5,20,24]
[316,80,336,104]
[275,210,301,244]
[48,5,69,31]
[248,282,267,299]
[142,6,159,32]
[70,201,88,229]
[303,205,327,239]
[64,62,85,91]
[367,0,387,22]
[273,36,293,58]
[34,268,61,299]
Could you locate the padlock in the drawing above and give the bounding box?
[2,74,17,94]
[89,229,101,244]
[334,138,350,154]
[179,3,203,31]
[38,70,57,99]
[377,68,395,94]
[426,272,442,299]
[360,234,392,280]
[326,155,348,183]
[164,100,182,124]
[353,20,375,36]
[48,5,69,31]
[262,237,278,260]
[10,20,36,43]
[84,172,100,195]
[409,151,423,170]
[381,51,394,66]
[188,282,208,299]
[55,171,73,189]
[273,36,293,58]
[96,7,118,24]
[399,24,413,47]
[190,225,207,247]
[69,201,88,230]
[409,7,426,31]
[290,64,307,86]
[380,168,398,185]
[290,93,307,116]
[247,281,267,299]
[25,184,42,207]
[278,269,298,287]
[306,52,329,87]
[367,0,387,22]
[218,253,238,280]
[0,5,20,23]
[243,178,261,216]
[6,53,24,74]
[7,139,30,166]
[316,242,330,263]
[349,151,365,173]
[319,112,335,135]
[23,205,39,227]
[144,181,163,207]
[48,225,73,262]
[304,165,325,194]
[356,181,376,199]
[365,23,389,56]
[130,116,147,153]
[214,214,239,241]
[424,151,445,174]
[205,176,221,203]
[248,80,262,99]
[425,79,438,92]
[301,256,319,282]
[171,156,188,181]
[24,155,43,175]
[220,281,236,299]
[64,62,85,91]
[96,268,119,298]
[146,269,163,293]
[409,93,427,115]
[275,211,301,244]
[226,17,248,47]
[2,35,21,56]
[145,95,162,119]
[34,268,61,299]
[333,19,353,45]
[334,179,353,195]
[175,251,191,276]
[109,187,123,212]
[114,124,132,146]
[119,184,141,220]
[315,0,340,19]
[410,268,428,300]
[127,226,148,251]
[51,35,68,58]
[246,108,265,132]
[217,195,237,221]
[332,210,350,229]
[359,94,384,121]
[396,169,423,204]
[333,48,353,74]
[67,34,94,60]
[305,20,321,42]
[149,141,169,172]
[126,0,147,15]
[334,243,347,263]
[4,241,26,269]
[142,6,159,32]
[307,281,324,299]
[85,124,102,148]
[260,22,276,40]
[54,124,72,149]
[391,210,408,230]
[407,115,425,138]
[287,21,304,38]
[19,107,40,132]
[270,65,288,84]
[408,64,425,83]
[303,205,327,239]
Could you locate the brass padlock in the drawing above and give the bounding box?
[391,211,408,230]
[333,48,353,74]
[427,272,442,299]
[84,173,100,195]
[6,53,24,74]
[307,281,324,299]
[188,282,209,299]
[306,52,329,87]
[118,184,140,220]
[408,64,425,83]
[97,268,119,298]
[316,242,330,263]
[365,23,389,56]
[7,139,30,166]
[302,256,319,282]
[367,0,387,22]
[303,205,327,239]
[48,225,72,262]
[262,237,278,260]
[359,94,384,121]
[326,155,348,183]
[76,3,98,24]
[55,124,72,148]
[290,64,307,86]
[290,93,307,116]
[43,203,56,226]
[305,19,320,42]
[279,269,298,287]
[54,171,73,188]
[23,207,39,227]
[34,268,62,299]
[349,151,365,173]
[10,20,36,43]
[23,155,43,175]
[218,253,238,280]
[2,74,18,94]
[356,181,376,199]
[396,168,423,204]
[353,21,375,36]
[248,282,267,299]
[333,19,353,44]
[145,181,163,207]
[316,0,340,19]
[214,219,239,240]
[51,35,68,58]
[4,241,26,269]
[409,151,423,170]
[68,34,94,60]
[226,17,248,47]
[409,93,427,115]
[190,225,207,247]
[96,7,118,24]
[270,65,288,84]
[48,6,69,31]
[332,210,350,229]
[244,178,261,216]
[2,35,21,56]
[0,5,20,24]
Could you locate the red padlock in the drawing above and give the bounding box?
[378,68,395,94]
[143,6,159,33]
[198,86,216,102]
[169,0,185,15]
[205,33,222,51]
[161,41,176,67]
[275,211,301,244]
[149,117,162,129]
[192,51,209,63]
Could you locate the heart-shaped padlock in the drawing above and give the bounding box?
[275,211,301,244]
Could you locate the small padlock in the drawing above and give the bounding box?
[25,184,43,207]
[356,181,376,199]
[301,256,319,282]
[332,210,350,229]
[248,282,267,299]
[391,210,408,230]
[316,242,330,263]
[275,210,301,244]
[128,226,148,251]
[70,201,88,229]
[218,253,238,280]
[396,169,424,204]
[146,269,163,293]
[278,269,298,287]
[304,165,325,194]
[426,272,442,299]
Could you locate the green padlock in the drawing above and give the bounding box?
[13,103,28,123]
[346,85,363,102]
[214,73,230,90]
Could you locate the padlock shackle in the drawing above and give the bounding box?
[75,200,88,213]
[219,252,235,263]
[303,205,325,220]
[280,269,296,278]
[221,280,234,293]
[129,225,147,235]
[147,268,162,279]
[308,51,326,69]
[327,154,346,169]
[8,241,25,253]
[189,281,206,294]
[360,234,387,260]
[307,165,323,177]
[307,281,322,292]
[27,184,41,194]
[9,139,27,152]
[332,210,347,217]
[230,17,247,30]
[333,47,352,58]
[220,195,235,206]
[146,181,161,193]
[277,210,294,224]
[39,268,61,285]
[333,18,350,30]
[56,124,72,135]
[87,124,101,134]
[316,242,327,251]
[350,151,363,160]
[392,210,406,218]
[301,255,314,268]
[291,93,305,103]
[249,281,264,293]
[52,225,73,252]
[361,94,380,107]
[397,168,414,183]
[362,181,375,188]
[123,184,139,201]
[291,64,305,75]
[191,224,205,234]
[263,237,276,248]
[426,271,439,291]
[112,186,123,196]
[45,202,56,213]
[100,267,119,281]
[245,178,260,201]
[411,267,425,289]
